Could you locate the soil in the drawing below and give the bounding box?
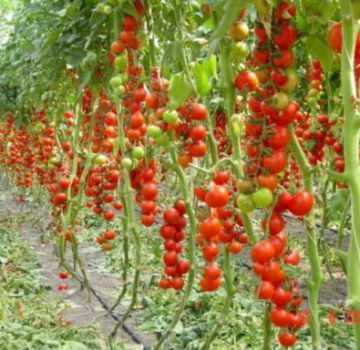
[0,186,155,350]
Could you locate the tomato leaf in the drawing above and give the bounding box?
[329,189,350,222]
[305,37,334,72]
[169,72,193,109]
[192,55,217,97]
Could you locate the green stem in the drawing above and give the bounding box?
[339,1,360,346]
[262,303,272,350]
[153,147,197,350]
[289,124,323,349]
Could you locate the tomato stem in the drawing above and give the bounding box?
[289,124,323,349]
[339,0,360,346]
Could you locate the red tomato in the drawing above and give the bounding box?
[235,71,259,91]
[262,150,287,174]
[288,190,314,216]
[205,185,229,208]
[251,240,275,263]
[278,331,297,347]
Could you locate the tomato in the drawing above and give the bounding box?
[174,200,186,215]
[205,185,229,208]
[111,40,125,54]
[329,22,342,53]
[257,174,278,191]
[58,283,68,290]
[253,46,270,64]
[59,271,69,279]
[230,42,249,60]
[53,192,67,205]
[143,182,158,200]
[252,188,274,207]
[271,286,292,307]
[172,277,185,290]
[270,68,288,86]
[274,191,293,212]
[213,170,229,185]
[273,92,289,110]
[200,277,221,291]
[177,260,190,275]
[163,251,178,266]
[235,71,259,91]
[251,240,275,263]
[191,103,208,120]
[275,1,296,21]
[229,22,249,41]
[283,249,300,265]
[273,24,297,48]
[262,149,287,174]
[163,110,178,123]
[199,217,222,240]
[228,241,242,254]
[204,263,222,279]
[236,194,256,212]
[189,124,207,141]
[194,185,207,201]
[270,307,291,327]
[272,48,294,68]
[280,69,299,91]
[160,225,176,239]
[265,213,285,236]
[288,190,314,216]
[104,230,117,240]
[256,281,275,299]
[254,25,268,40]
[163,208,181,224]
[278,331,297,347]
[203,242,220,261]
[265,125,290,149]
[269,235,286,257]
[159,278,171,289]
[188,141,207,157]
[132,146,145,159]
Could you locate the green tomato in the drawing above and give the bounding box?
[156,134,170,146]
[103,5,112,14]
[274,92,289,110]
[121,157,132,169]
[236,194,256,212]
[114,86,126,95]
[45,164,55,170]
[252,188,274,208]
[230,42,249,61]
[308,88,319,98]
[49,155,60,165]
[163,110,178,124]
[147,125,162,139]
[110,76,123,88]
[114,54,128,72]
[280,70,299,92]
[132,146,145,160]
[93,154,108,165]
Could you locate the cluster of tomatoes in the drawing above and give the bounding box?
[232,2,316,347]
[57,270,69,291]
[130,159,160,227]
[158,200,190,290]
[195,171,248,291]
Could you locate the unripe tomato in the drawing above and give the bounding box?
[236,194,256,212]
[229,22,249,41]
[132,146,145,160]
[163,110,178,123]
[121,157,132,169]
[147,125,162,139]
[252,188,274,207]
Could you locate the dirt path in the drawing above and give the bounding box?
[0,186,155,350]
